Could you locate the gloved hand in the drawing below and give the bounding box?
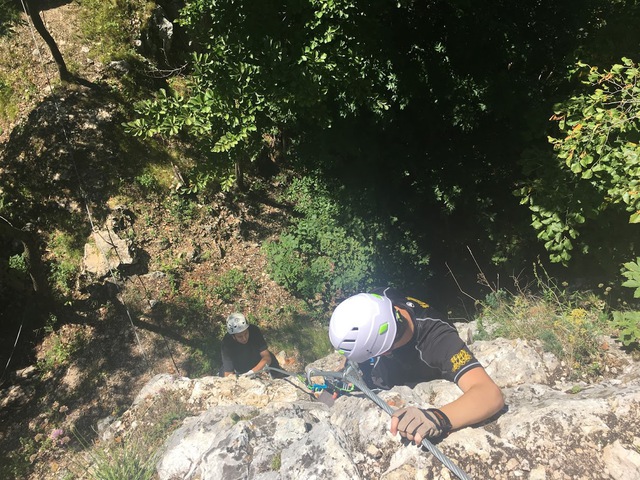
[240,370,255,377]
[391,407,452,444]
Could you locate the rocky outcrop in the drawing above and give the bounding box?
[104,333,640,480]
[82,210,136,278]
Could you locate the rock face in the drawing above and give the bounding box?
[82,224,135,278]
[108,334,640,480]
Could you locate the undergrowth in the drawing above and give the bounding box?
[72,390,189,480]
[77,0,152,63]
[473,265,614,379]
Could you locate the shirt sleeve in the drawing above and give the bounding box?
[416,319,482,384]
[221,336,235,373]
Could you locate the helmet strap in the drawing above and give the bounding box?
[393,307,407,343]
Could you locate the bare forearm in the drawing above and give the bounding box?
[439,382,504,429]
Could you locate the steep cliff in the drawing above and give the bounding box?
[100,326,640,480]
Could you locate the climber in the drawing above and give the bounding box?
[329,287,504,445]
[221,312,285,378]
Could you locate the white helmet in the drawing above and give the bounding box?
[227,312,249,334]
[329,293,397,363]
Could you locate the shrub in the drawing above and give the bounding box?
[519,58,640,265]
[47,230,84,298]
[8,252,27,272]
[611,258,640,347]
[475,268,611,378]
[611,311,640,347]
[621,258,640,298]
[212,268,258,304]
[263,176,378,305]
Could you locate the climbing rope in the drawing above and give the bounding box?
[263,363,472,480]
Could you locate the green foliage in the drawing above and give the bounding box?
[8,252,27,272]
[538,329,564,359]
[264,174,431,305]
[143,394,190,444]
[621,257,640,298]
[0,437,32,479]
[2,400,73,477]
[270,451,282,471]
[0,0,21,37]
[47,230,84,298]
[611,311,640,347]
[85,440,158,480]
[166,194,199,225]
[134,171,160,192]
[37,316,87,373]
[185,343,217,377]
[266,314,333,366]
[77,0,151,62]
[0,76,17,122]
[519,58,640,264]
[74,390,188,479]
[212,268,258,304]
[126,0,402,188]
[611,258,640,346]
[264,176,377,304]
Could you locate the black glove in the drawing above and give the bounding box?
[393,407,452,441]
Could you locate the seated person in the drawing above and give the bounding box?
[221,312,283,377]
[329,287,504,444]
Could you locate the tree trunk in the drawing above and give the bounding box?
[23,0,70,82]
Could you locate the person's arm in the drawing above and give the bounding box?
[439,367,504,429]
[244,326,271,374]
[390,367,504,444]
[248,349,272,373]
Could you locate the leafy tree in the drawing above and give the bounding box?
[519,58,640,265]
[126,0,406,189]
[127,0,640,294]
[263,174,429,306]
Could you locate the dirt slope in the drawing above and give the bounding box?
[0,4,308,479]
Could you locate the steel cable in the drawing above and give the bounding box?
[265,364,472,480]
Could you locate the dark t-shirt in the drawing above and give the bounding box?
[359,287,482,390]
[221,324,268,374]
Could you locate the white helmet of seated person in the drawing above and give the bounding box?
[329,293,397,363]
[227,312,249,334]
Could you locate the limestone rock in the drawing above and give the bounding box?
[82,227,134,278]
[108,339,640,480]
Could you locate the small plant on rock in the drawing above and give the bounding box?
[474,265,612,379]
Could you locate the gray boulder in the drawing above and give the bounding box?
[106,336,640,480]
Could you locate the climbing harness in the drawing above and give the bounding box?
[262,363,472,480]
[256,366,354,402]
